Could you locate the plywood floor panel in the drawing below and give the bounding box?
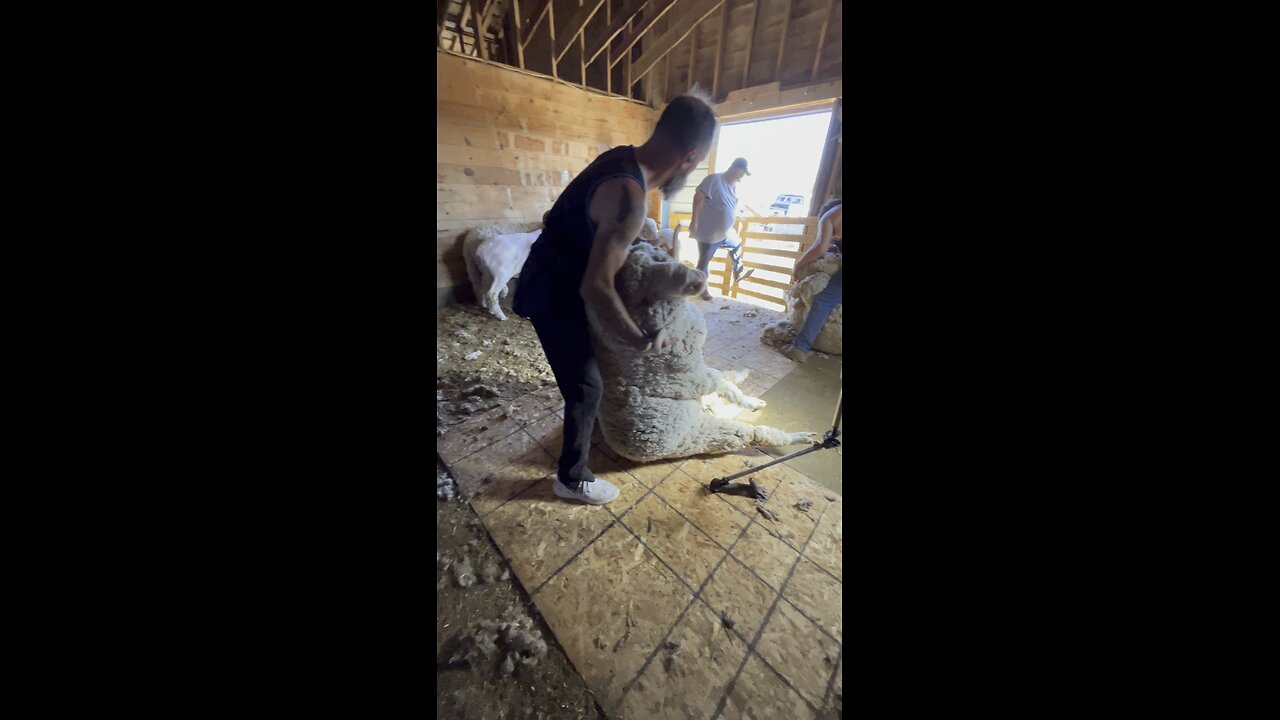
[452,296,842,719]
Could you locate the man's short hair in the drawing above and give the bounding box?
[653,88,718,154]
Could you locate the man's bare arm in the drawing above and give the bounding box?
[691,190,706,237]
[580,177,650,349]
[795,206,840,272]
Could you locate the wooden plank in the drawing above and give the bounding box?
[714,78,840,117]
[731,285,787,307]
[608,0,680,69]
[437,121,502,149]
[522,0,553,43]
[548,2,557,77]
[736,274,792,292]
[437,163,523,186]
[740,0,761,89]
[625,21,632,96]
[775,0,793,82]
[554,0,606,64]
[738,245,802,259]
[475,0,490,59]
[740,215,817,226]
[438,0,451,46]
[811,0,835,82]
[741,259,797,275]
[688,21,697,91]
[663,51,672,105]
[633,0,725,80]
[713,2,728,99]
[458,1,474,54]
[744,230,810,242]
[511,0,526,67]
[582,0,646,66]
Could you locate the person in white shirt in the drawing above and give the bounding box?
[690,157,755,300]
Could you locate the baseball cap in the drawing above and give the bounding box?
[730,157,752,175]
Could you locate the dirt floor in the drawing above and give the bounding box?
[438,460,607,720]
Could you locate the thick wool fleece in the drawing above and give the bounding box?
[586,242,814,462]
[787,255,842,354]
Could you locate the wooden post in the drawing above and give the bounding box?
[512,0,526,68]
[665,51,673,104]
[549,3,557,78]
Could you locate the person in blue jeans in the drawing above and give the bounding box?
[782,200,843,363]
[691,157,755,300]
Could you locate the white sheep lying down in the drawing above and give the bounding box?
[463,222,543,321]
[586,242,815,462]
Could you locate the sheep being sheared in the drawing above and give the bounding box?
[463,222,542,321]
[586,242,816,462]
[655,224,682,259]
[763,253,842,355]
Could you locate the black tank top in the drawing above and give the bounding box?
[513,145,646,319]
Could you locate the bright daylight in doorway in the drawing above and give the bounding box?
[676,110,834,310]
[717,111,832,216]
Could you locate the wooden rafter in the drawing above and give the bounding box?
[664,49,672,103]
[740,0,760,89]
[607,0,680,70]
[688,22,697,91]
[510,0,526,67]
[712,1,728,99]
[548,2,557,78]
[521,0,553,47]
[458,1,473,54]
[775,0,793,82]
[606,0,612,94]
[470,0,488,59]
[437,0,451,46]
[583,0,646,67]
[632,0,724,80]
[625,17,633,97]
[812,0,836,81]
[554,0,606,64]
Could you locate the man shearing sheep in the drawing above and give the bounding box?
[691,157,755,301]
[780,198,843,363]
[513,90,719,505]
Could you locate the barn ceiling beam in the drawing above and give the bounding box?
[740,0,760,89]
[607,0,680,70]
[632,0,724,80]
[582,0,646,67]
[554,0,607,64]
[811,0,835,81]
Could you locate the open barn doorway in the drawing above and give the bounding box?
[667,108,835,310]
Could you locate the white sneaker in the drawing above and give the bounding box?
[553,478,620,505]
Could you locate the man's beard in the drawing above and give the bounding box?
[661,168,692,200]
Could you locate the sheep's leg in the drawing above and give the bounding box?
[466,259,483,302]
[479,268,507,321]
[714,373,766,411]
[670,416,815,457]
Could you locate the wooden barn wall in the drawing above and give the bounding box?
[436,52,660,301]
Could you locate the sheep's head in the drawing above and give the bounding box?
[615,242,706,307]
